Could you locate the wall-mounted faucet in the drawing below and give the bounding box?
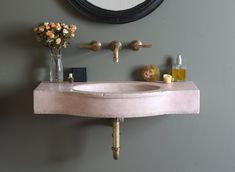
[79,40,102,51]
[109,40,122,63]
[78,40,152,63]
[129,40,152,51]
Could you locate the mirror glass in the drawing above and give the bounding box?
[87,0,146,11]
[67,0,164,24]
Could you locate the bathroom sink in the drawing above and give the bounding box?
[34,81,200,118]
[34,81,200,160]
[72,82,160,97]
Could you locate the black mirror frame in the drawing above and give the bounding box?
[67,0,164,24]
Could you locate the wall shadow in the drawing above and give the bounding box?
[0,22,111,171]
[159,55,173,79]
[1,22,48,87]
[0,86,111,170]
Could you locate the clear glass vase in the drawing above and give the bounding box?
[50,52,63,83]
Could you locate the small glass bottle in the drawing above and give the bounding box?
[172,55,186,81]
[68,73,74,83]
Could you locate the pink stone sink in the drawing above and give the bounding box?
[72,82,160,97]
[34,81,200,118]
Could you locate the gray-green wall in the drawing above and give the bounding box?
[1,0,235,172]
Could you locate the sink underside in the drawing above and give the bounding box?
[34,81,200,118]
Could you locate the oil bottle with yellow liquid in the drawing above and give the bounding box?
[172,55,186,81]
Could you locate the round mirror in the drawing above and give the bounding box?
[67,0,164,24]
[86,0,146,11]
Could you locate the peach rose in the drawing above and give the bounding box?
[55,38,61,45]
[45,25,50,30]
[56,25,61,31]
[70,28,75,33]
[38,26,45,32]
[63,29,69,34]
[70,27,76,33]
[70,24,77,29]
[50,22,56,28]
[44,22,49,26]
[46,31,54,38]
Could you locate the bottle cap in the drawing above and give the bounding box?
[69,73,73,78]
[176,55,182,65]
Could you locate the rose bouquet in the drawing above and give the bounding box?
[33,22,77,82]
[34,22,77,54]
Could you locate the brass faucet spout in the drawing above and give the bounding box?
[110,41,122,63]
[113,47,119,63]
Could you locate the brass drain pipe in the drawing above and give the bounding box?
[112,118,123,160]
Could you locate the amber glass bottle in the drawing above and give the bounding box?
[172,55,186,81]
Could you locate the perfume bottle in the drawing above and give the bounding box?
[172,55,186,81]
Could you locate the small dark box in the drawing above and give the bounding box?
[72,68,87,82]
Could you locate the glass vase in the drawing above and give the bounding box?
[50,52,63,82]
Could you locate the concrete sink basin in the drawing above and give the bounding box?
[34,81,200,118]
[72,82,160,96]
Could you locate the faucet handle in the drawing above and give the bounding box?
[79,41,102,51]
[129,40,152,51]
